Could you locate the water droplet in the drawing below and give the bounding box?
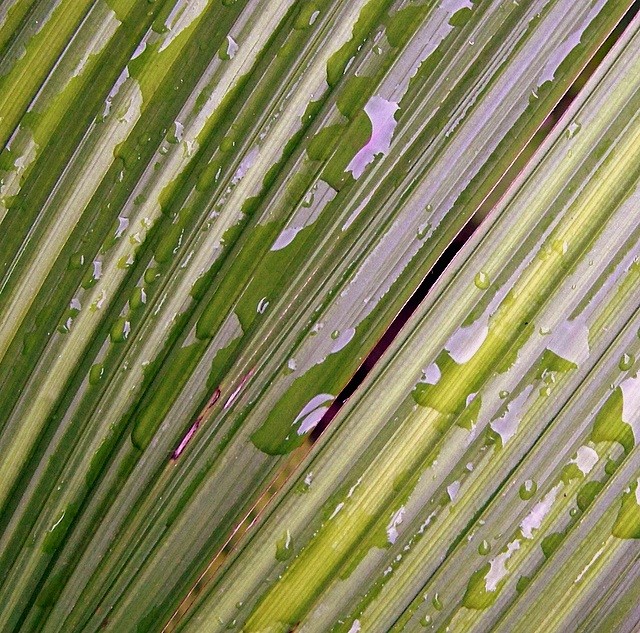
[417,223,431,240]
[420,615,432,626]
[294,3,321,29]
[257,297,269,314]
[619,353,635,371]
[541,532,565,558]
[519,479,537,500]
[331,329,340,339]
[167,120,183,144]
[68,253,85,269]
[293,394,333,435]
[130,287,147,310]
[301,190,315,207]
[566,121,581,138]
[605,458,619,475]
[347,96,399,178]
[275,530,293,561]
[296,471,313,493]
[612,480,640,539]
[515,575,531,593]
[478,539,491,555]
[218,35,238,60]
[447,481,461,502]
[89,364,104,385]
[552,239,568,255]
[220,135,235,152]
[91,260,102,280]
[474,271,490,289]
[432,593,443,610]
[144,267,160,284]
[110,317,131,343]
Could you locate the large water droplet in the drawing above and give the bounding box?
[474,271,490,289]
[619,353,635,371]
[89,364,104,385]
[519,479,537,500]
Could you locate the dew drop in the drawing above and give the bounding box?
[566,121,581,138]
[605,458,619,475]
[110,317,131,343]
[130,287,147,310]
[144,266,160,284]
[296,471,313,493]
[294,3,320,29]
[515,575,531,593]
[478,539,491,555]
[68,253,85,269]
[432,593,443,610]
[619,353,635,371]
[301,190,315,208]
[474,271,490,289]
[275,530,294,561]
[347,96,399,178]
[257,297,269,314]
[552,239,568,255]
[167,120,183,144]
[220,136,235,152]
[89,364,104,385]
[519,479,537,500]
[218,35,238,60]
[417,223,431,240]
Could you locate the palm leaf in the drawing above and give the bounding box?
[177,12,640,632]
[0,0,638,632]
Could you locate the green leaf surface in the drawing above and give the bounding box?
[178,12,640,632]
[0,0,637,632]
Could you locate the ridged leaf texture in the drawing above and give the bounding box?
[0,0,638,632]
